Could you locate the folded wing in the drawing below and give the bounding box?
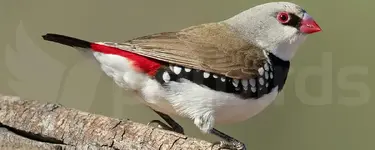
[103,22,267,79]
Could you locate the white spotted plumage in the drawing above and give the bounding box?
[162,71,170,82]
[241,79,248,90]
[264,63,269,71]
[249,78,256,87]
[184,68,191,72]
[265,72,269,79]
[203,72,210,78]
[173,66,182,74]
[259,78,264,85]
[221,77,226,82]
[232,79,239,87]
[169,65,174,71]
[251,87,257,93]
[258,67,264,76]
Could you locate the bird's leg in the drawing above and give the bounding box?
[210,128,246,150]
[147,109,185,134]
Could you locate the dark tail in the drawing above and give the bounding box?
[42,33,92,48]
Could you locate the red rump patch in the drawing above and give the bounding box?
[90,43,162,76]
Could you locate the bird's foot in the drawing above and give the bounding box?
[147,120,170,129]
[147,120,184,134]
[211,140,246,150]
[209,128,246,150]
[149,109,185,134]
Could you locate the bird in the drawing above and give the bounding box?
[41,1,321,150]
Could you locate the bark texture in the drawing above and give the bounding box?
[0,94,222,150]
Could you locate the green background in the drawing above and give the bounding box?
[0,0,374,149]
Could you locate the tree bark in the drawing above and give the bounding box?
[0,94,222,150]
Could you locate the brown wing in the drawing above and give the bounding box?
[115,22,267,79]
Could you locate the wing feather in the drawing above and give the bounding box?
[110,22,267,79]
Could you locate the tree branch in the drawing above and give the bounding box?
[0,94,222,150]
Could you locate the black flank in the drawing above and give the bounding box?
[155,52,290,100]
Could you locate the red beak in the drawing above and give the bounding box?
[299,13,322,34]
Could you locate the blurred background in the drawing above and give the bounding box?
[0,0,374,149]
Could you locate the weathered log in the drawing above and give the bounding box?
[0,94,222,150]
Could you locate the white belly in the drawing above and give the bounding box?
[93,52,279,131]
[213,88,279,124]
[162,79,279,124]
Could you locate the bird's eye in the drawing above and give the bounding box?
[277,12,290,24]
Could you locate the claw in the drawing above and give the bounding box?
[209,128,246,150]
[147,120,184,134]
[147,120,171,130]
[210,141,223,150]
[149,109,185,135]
[211,140,246,150]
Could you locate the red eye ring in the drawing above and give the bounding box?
[277,12,290,24]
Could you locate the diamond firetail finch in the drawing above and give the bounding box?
[42,2,321,149]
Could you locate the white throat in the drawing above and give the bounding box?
[269,34,307,61]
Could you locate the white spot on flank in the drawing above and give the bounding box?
[264,63,269,71]
[232,79,239,87]
[266,83,269,87]
[270,73,273,79]
[258,68,264,76]
[251,87,256,93]
[259,78,264,85]
[221,77,226,82]
[184,68,191,72]
[241,79,248,87]
[265,72,269,79]
[203,72,210,78]
[174,66,182,74]
[169,65,173,71]
[213,75,218,78]
[162,72,170,82]
[249,79,256,87]
[241,79,248,90]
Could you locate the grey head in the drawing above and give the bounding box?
[223,1,321,61]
